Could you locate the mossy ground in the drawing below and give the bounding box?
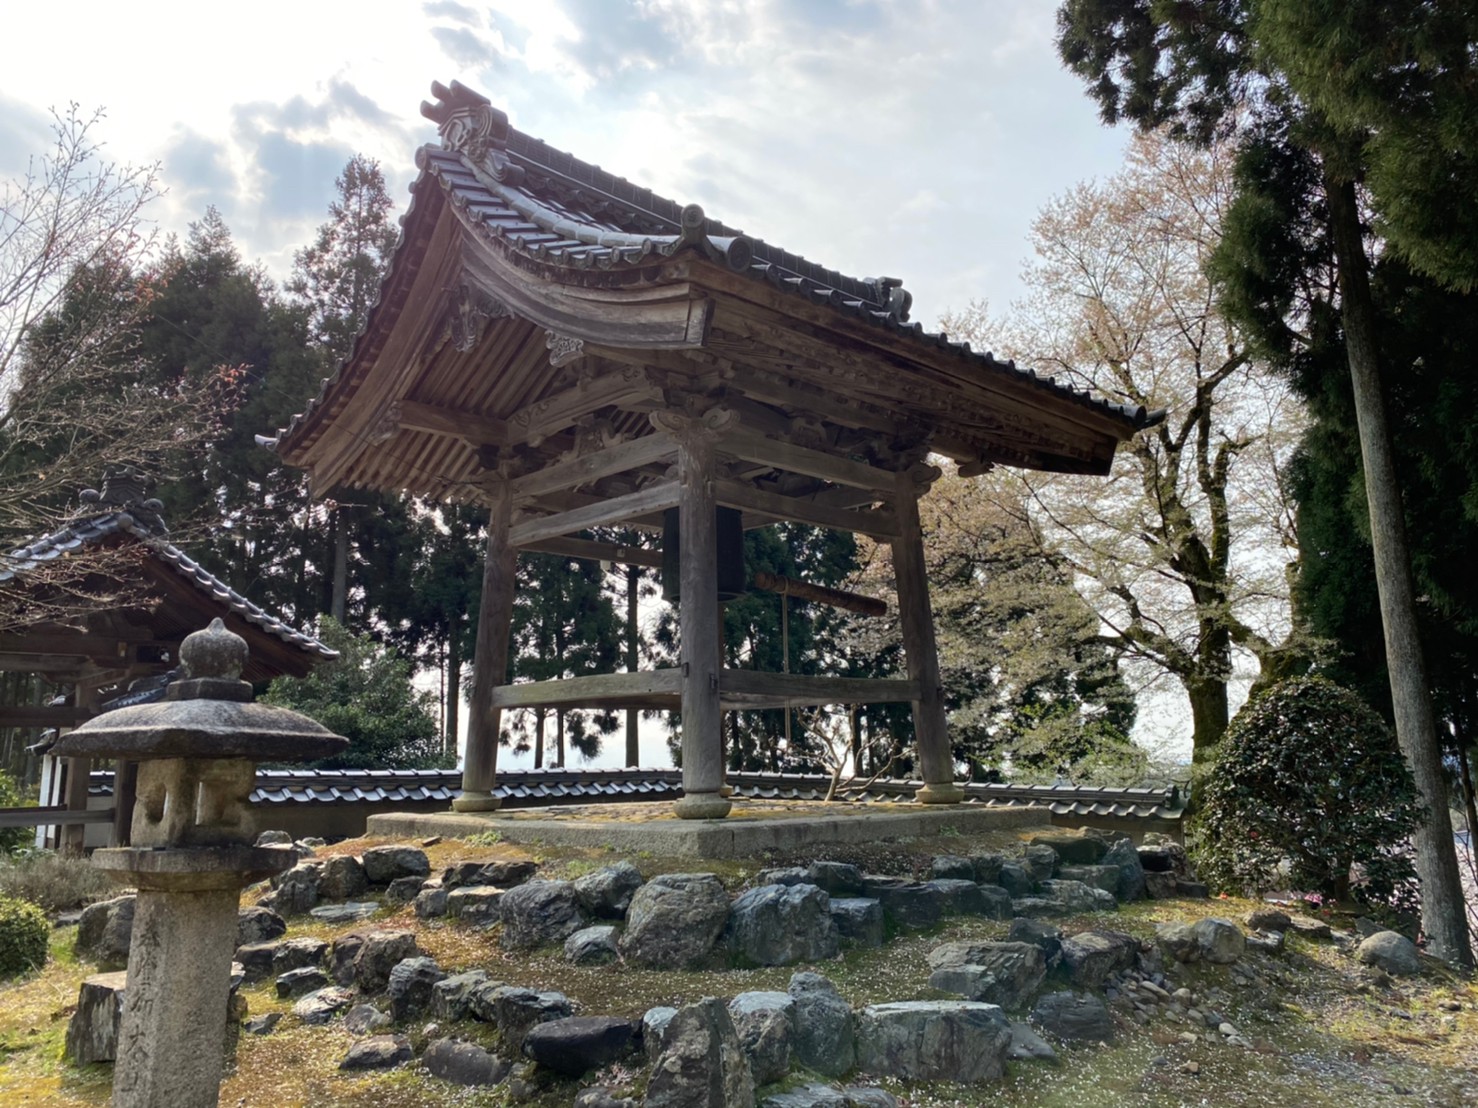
[1,828,1474,1107]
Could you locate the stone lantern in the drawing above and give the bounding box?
[52,618,347,1108]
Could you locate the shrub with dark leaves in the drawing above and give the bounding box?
[1191,676,1423,912]
[0,893,48,978]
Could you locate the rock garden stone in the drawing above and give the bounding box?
[1039,879,1117,913]
[1247,907,1293,932]
[523,1016,639,1076]
[729,991,796,1086]
[997,863,1035,897]
[385,875,426,903]
[472,985,574,1048]
[273,936,328,976]
[1247,930,1285,954]
[235,940,282,983]
[414,887,448,919]
[440,861,490,889]
[1008,917,1063,962]
[619,872,730,968]
[565,924,620,965]
[574,1088,637,1108]
[276,966,329,998]
[1137,842,1181,873]
[237,905,286,946]
[256,829,294,846]
[572,861,644,918]
[1143,872,1180,899]
[645,997,754,1108]
[446,884,503,925]
[1156,922,1201,963]
[64,971,127,1063]
[971,852,1006,884]
[431,970,491,1021]
[310,901,380,924]
[928,878,991,915]
[1061,930,1140,988]
[761,1086,847,1107]
[931,854,976,881]
[1356,930,1421,976]
[1030,991,1114,1042]
[75,895,135,968]
[840,1091,898,1108]
[863,877,943,929]
[478,859,539,887]
[388,956,447,1022]
[807,861,866,896]
[642,1006,677,1063]
[362,845,430,885]
[855,1000,1013,1083]
[927,941,1046,1009]
[266,861,323,915]
[422,1037,510,1086]
[328,928,420,992]
[829,897,884,947]
[971,884,1013,920]
[1102,838,1146,902]
[1192,918,1246,963]
[343,1004,392,1035]
[319,854,369,900]
[1007,1020,1058,1062]
[243,1013,281,1036]
[1289,916,1333,941]
[789,971,855,1077]
[1057,865,1122,896]
[340,1035,412,1071]
[1023,843,1060,882]
[1029,830,1109,866]
[294,986,355,1025]
[729,883,839,965]
[757,866,812,887]
[499,880,586,949]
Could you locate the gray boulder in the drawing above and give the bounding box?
[1007,918,1063,963]
[276,966,329,999]
[237,905,287,946]
[1060,930,1140,989]
[1030,991,1113,1042]
[422,1037,509,1086]
[997,863,1035,897]
[387,956,447,1022]
[926,941,1045,1010]
[807,861,866,896]
[863,877,943,930]
[1192,918,1246,964]
[1027,831,1108,866]
[927,878,991,916]
[327,928,419,992]
[361,845,430,885]
[522,1016,638,1077]
[266,861,323,915]
[1006,1021,1058,1062]
[309,902,379,924]
[1356,930,1421,976]
[414,887,449,919]
[931,854,977,881]
[1247,907,1294,932]
[975,885,1014,920]
[565,924,621,966]
[729,991,796,1086]
[64,971,126,1063]
[446,885,503,926]
[644,997,755,1108]
[729,883,839,966]
[478,859,539,887]
[1039,879,1117,914]
[255,829,294,846]
[471,985,574,1048]
[1056,865,1121,896]
[342,1003,392,1035]
[757,866,812,887]
[235,940,283,983]
[573,861,645,918]
[619,873,731,969]
[1023,843,1059,883]
[75,895,135,968]
[440,861,491,890]
[431,970,492,1021]
[829,898,884,947]
[498,880,586,949]
[760,1086,845,1107]
[293,986,354,1025]
[319,854,369,900]
[970,853,1006,885]
[1102,838,1146,902]
[854,1000,1012,1083]
[272,936,328,977]
[789,971,855,1077]
[385,875,426,903]
[339,1034,412,1071]
[642,1006,677,1064]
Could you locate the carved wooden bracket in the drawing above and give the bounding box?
[446,284,512,353]
[545,331,586,368]
[367,401,402,445]
[649,404,738,447]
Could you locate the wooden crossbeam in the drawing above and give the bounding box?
[518,536,664,568]
[718,426,896,493]
[511,431,676,500]
[509,481,682,547]
[718,671,919,709]
[505,369,662,448]
[714,479,900,539]
[396,399,507,445]
[488,669,917,712]
[492,669,683,709]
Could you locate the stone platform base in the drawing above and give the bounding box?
[365,800,1049,859]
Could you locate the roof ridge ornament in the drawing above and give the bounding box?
[77,465,168,535]
[422,80,525,186]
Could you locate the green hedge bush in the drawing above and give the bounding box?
[0,893,48,978]
[1191,675,1423,911]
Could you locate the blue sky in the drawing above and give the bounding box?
[1,0,1128,328]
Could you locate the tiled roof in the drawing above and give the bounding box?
[1,510,336,661]
[87,767,1185,822]
[271,81,1160,454]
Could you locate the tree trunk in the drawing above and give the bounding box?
[1185,673,1230,764]
[330,508,349,624]
[556,709,566,769]
[1327,172,1473,968]
[445,630,461,759]
[534,709,544,770]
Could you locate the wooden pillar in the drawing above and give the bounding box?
[670,417,730,819]
[454,479,515,812]
[891,464,963,803]
[112,760,138,846]
[61,682,99,855]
